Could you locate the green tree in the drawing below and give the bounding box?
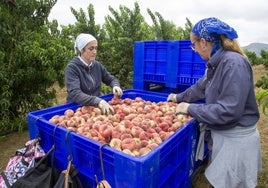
[147,9,187,40]
[0,0,72,134]
[183,17,193,39]
[260,50,268,68]
[100,2,148,89]
[62,4,104,39]
[244,49,261,66]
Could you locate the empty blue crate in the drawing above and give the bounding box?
[133,41,175,90]
[174,41,206,86]
[133,40,206,90]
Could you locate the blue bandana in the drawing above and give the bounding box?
[192,17,238,42]
[192,17,238,56]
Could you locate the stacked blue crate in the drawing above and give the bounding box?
[173,40,206,87]
[133,40,206,93]
[133,41,173,91]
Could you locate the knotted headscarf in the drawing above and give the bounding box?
[192,17,238,42]
[74,33,97,53]
[192,17,238,56]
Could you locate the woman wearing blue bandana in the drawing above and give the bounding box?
[167,17,262,187]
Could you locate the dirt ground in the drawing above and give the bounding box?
[0,65,268,187]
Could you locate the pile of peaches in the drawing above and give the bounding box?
[49,97,192,156]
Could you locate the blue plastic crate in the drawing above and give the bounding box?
[71,121,192,188]
[174,41,206,86]
[27,116,73,170]
[133,41,174,89]
[133,40,206,90]
[27,89,197,188]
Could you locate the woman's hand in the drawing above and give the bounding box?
[175,102,190,115]
[113,86,123,98]
[167,93,177,102]
[98,100,114,115]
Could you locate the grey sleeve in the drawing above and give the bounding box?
[176,75,207,103]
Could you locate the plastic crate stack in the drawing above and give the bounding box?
[133,40,206,93]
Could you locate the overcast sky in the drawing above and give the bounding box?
[48,0,268,46]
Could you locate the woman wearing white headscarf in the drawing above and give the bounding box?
[167,17,262,187]
[65,33,123,115]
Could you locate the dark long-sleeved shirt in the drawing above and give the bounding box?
[65,57,120,106]
[176,48,259,130]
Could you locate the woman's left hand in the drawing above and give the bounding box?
[175,102,190,115]
[113,86,123,98]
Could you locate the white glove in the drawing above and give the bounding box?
[167,93,177,102]
[98,100,114,115]
[175,102,190,115]
[113,86,123,98]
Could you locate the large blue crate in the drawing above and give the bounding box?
[133,40,206,91]
[27,89,198,188]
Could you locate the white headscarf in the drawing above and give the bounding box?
[74,33,97,53]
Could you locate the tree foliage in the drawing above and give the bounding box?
[100,2,147,89]
[245,49,261,66]
[146,9,187,40]
[0,0,72,135]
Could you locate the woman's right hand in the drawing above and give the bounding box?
[98,100,114,115]
[167,93,177,102]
